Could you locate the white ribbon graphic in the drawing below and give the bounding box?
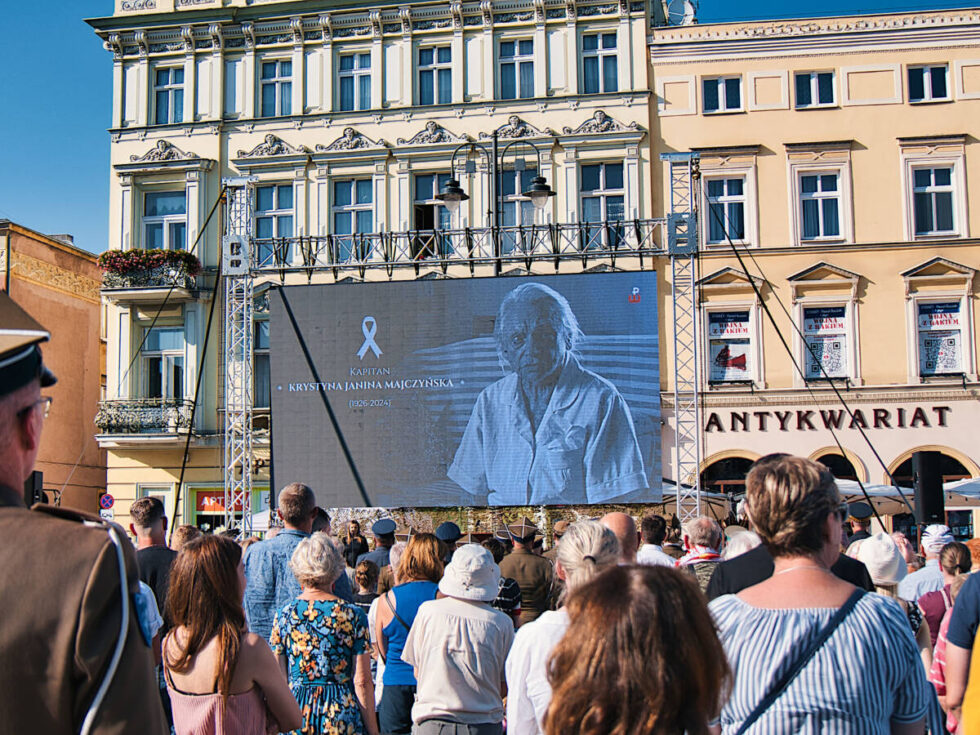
[357,316,383,359]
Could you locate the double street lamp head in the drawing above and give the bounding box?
[436,175,556,214]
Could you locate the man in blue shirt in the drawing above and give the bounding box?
[898,523,953,601]
[243,483,352,640]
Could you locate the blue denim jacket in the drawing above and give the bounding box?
[243,529,353,640]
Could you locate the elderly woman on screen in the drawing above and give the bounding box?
[270,532,379,735]
[709,455,937,734]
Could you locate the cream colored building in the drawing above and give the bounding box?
[89,0,661,532]
[652,8,980,535]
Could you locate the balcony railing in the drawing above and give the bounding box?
[95,398,195,434]
[102,265,197,291]
[251,219,667,274]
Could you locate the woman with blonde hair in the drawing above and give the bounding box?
[710,455,937,734]
[270,532,378,735]
[545,565,728,735]
[163,535,301,735]
[505,520,620,734]
[374,533,443,734]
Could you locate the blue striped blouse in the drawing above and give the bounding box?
[709,593,932,734]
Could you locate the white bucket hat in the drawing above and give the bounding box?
[856,532,908,587]
[438,544,500,602]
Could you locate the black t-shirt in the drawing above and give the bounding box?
[705,544,874,601]
[137,545,178,625]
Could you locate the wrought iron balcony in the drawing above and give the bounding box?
[102,265,197,291]
[250,219,667,275]
[95,398,195,435]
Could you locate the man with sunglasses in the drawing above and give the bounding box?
[0,293,165,734]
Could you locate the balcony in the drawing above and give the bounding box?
[99,249,202,304]
[95,398,195,447]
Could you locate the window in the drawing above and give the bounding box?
[500,168,537,254]
[581,162,625,249]
[500,40,534,100]
[795,71,835,108]
[707,311,753,383]
[142,326,184,399]
[255,184,294,265]
[260,60,292,117]
[912,167,955,236]
[802,305,848,379]
[798,173,841,240]
[705,177,745,244]
[332,180,373,261]
[339,53,371,112]
[143,191,186,250]
[908,64,949,103]
[917,301,964,376]
[418,47,451,105]
[582,33,617,94]
[702,76,742,113]
[413,173,452,258]
[254,320,270,409]
[153,67,184,124]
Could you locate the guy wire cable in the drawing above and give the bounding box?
[705,203,912,520]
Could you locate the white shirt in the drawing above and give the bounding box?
[367,596,385,703]
[636,543,676,568]
[403,597,515,725]
[504,609,570,735]
[448,356,647,505]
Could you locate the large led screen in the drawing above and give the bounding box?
[269,272,661,508]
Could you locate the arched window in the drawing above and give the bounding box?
[891,453,970,486]
[701,457,754,495]
[816,453,858,481]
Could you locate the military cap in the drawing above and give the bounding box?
[372,518,397,536]
[435,521,463,543]
[395,527,417,543]
[456,532,478,547]
[493,527,511,543]
[552,520,570,536]
[848,502,873,522]
[0,292,57,397]
[508,516,539,543]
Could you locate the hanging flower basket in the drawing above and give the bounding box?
[98,249,201,289]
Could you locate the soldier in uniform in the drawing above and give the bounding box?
[847,501,874,547]
[543,520,569,562]
[0,293,166,734]
[498,517,554,627]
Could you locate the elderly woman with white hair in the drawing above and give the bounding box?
[270,532,379,735]
[504,520,620,734]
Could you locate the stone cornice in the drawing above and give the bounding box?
[660,385,980,409]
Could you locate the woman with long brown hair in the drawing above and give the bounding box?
[163,534,301,735]
[545,565,729,735]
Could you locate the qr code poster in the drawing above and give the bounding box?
[805,336,846,378]
[920,331,961,375]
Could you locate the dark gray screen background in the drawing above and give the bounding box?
[270,272,661,508]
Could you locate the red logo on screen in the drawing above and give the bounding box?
[628,287,641,303]
[714,345,747,370]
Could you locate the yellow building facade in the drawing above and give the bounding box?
[652,9,980,533]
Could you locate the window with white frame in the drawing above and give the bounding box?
[798,172,841,241]
[138,485,175,521]
[795,71,835,108]
[912,167,955,236]
[500,40,534,100]
[707,310,754,384]
[702,76,742,113]
[908,64,949,103]
[582,33,617,94]
[260,60,292,117]
[255,184,294,265]
[153,67,184,124]
[413,173,452,258]
[339,53,371,112]
[418,47,451,105]
[705,177,745,245]
[332,180,373,261]
[141,326,184,399]
[254,319,270,408]
[581,162,625,249]
[500,167,537,254]
[143,191,187,250]
[802,305,849,379]
[916,301,965,376]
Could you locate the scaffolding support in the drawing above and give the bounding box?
[223,179,255,535]
[661,152,702,523]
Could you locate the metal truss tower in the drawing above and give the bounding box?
[222,178,255,535]
[661,152,702,523]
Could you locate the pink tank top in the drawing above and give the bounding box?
[164,664,269,735]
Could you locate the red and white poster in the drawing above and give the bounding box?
[803,306,846,378]
[918,303,962,375]
[708,312,751,382]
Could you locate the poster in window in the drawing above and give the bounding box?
[918,302,962,375]
[708,311,751,382]
[803,306,846,378]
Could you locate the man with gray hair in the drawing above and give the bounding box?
[244,482,353,640]
[898,523,954,601]
[677,517,723,593]
[449,282,647,506]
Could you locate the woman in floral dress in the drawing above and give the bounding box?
[271,533,380,735]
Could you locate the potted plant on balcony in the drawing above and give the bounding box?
[98,249,202,290]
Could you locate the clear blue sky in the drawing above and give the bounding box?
[0,0,971,254]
